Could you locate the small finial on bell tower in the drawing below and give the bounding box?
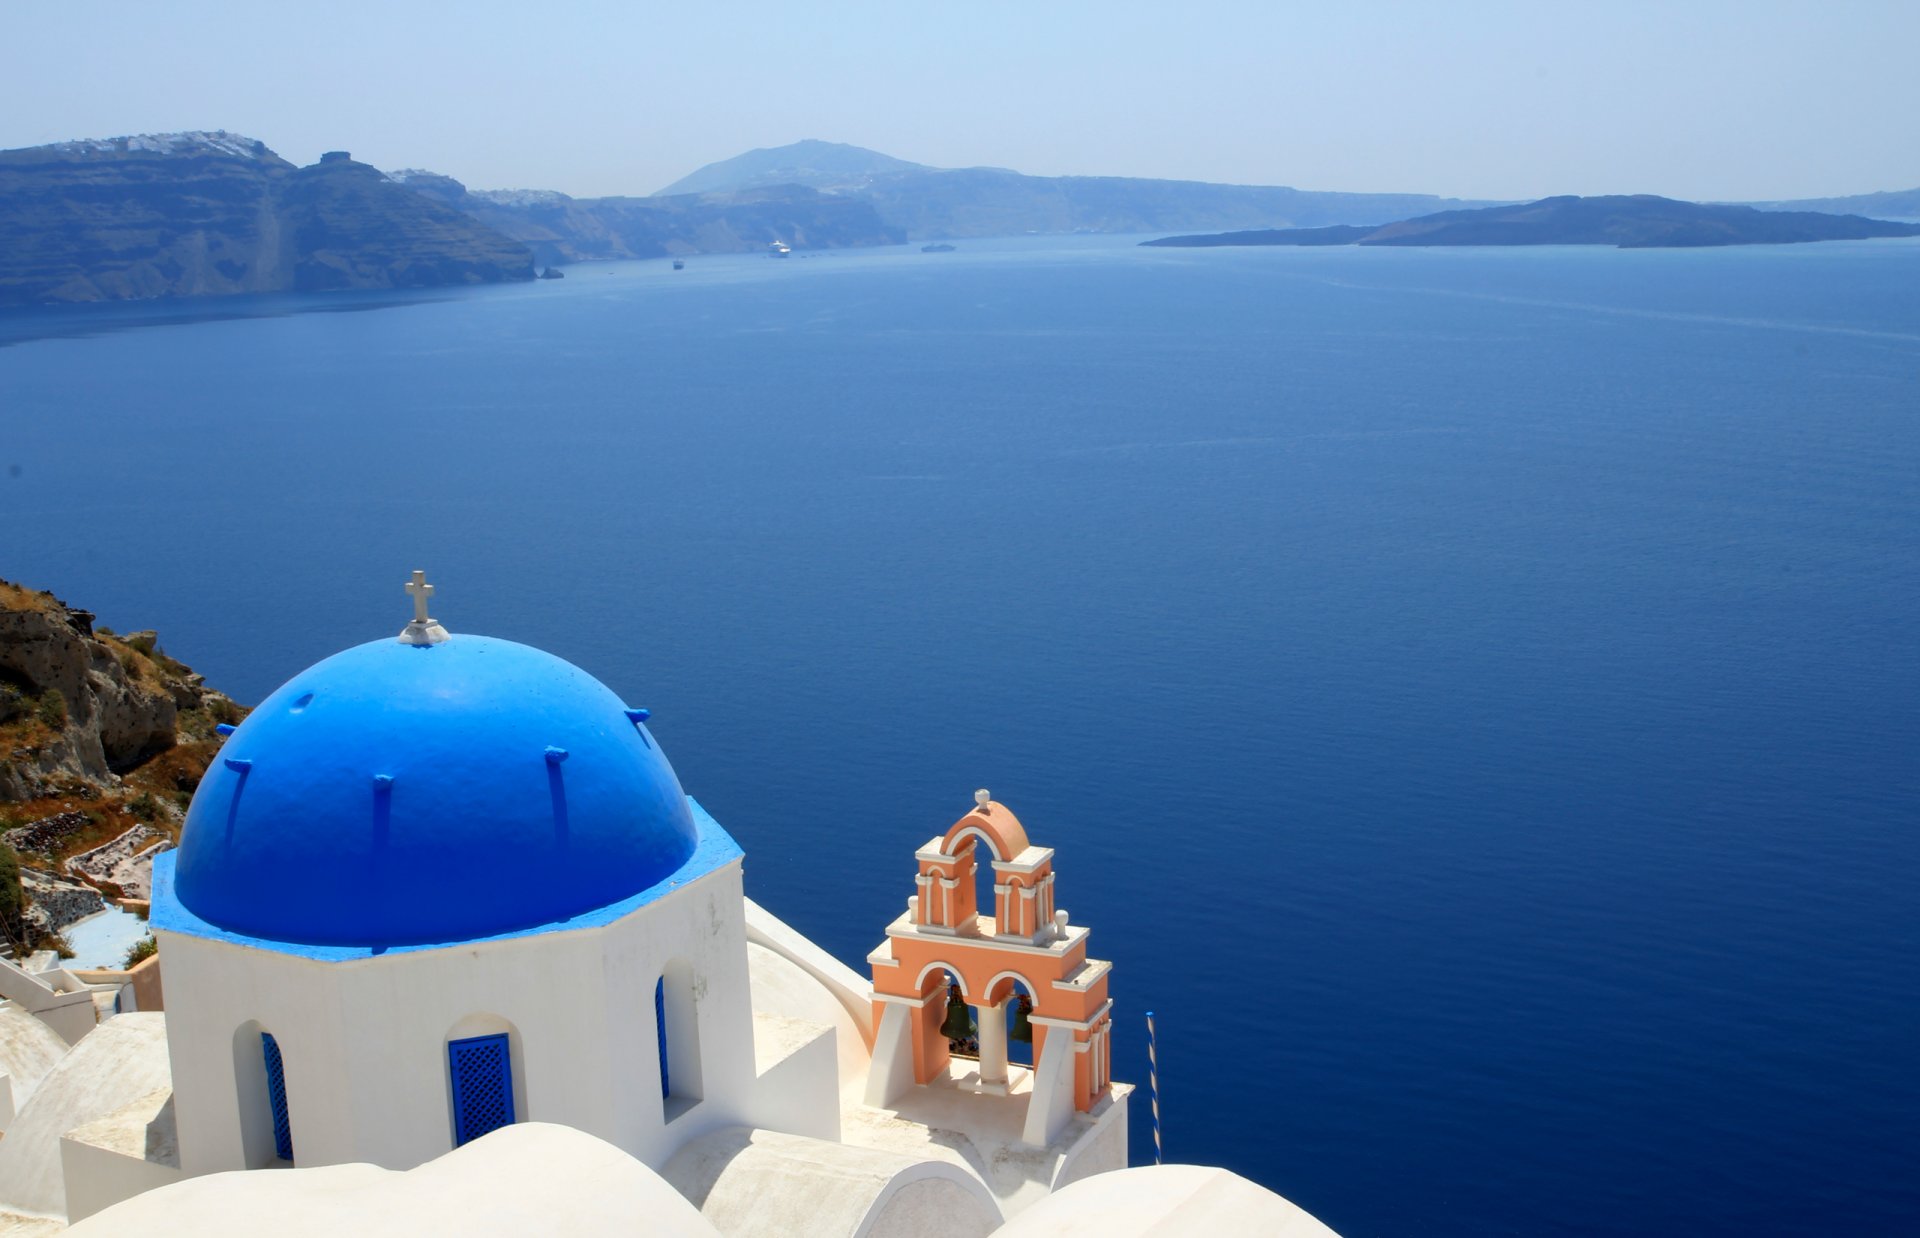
[975,788,991,812]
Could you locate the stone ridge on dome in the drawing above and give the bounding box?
[171,633,701,948]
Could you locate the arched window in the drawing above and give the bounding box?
[657,960,703,1120]
[261,1032,293,1161]
[233,1021,292,1168]
[448,1033,516,1146]
[654,977,669,1098]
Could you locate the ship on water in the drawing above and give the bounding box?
[768,241,792,258]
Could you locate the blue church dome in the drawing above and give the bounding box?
[173,632,700,948]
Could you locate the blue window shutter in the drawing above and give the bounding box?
[261,1032,293,1161]
[448,1034,516,1146]
[655,977,670,1098]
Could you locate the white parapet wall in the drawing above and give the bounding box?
[0,958,103,1046]
[743,898,875,1044]
[0,1014,172,1222]
[59,1086,182,1223]
[0,1002,72,1132]
[748,1013,841,1143]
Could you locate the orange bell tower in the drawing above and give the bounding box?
[864,791,1116,1147]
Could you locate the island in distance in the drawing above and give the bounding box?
[1142,194,1920,249]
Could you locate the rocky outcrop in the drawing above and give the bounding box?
[1,581,240,946]
[0,581,241,802]
[0,132,535,306]
[0,590,176,791]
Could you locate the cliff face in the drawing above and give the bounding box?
[0,133,292,303]
[1,579,244,850]
[0,133,535,306]
[0,583,243,794]
[1,590,173,796]
[0,579,252,940]
[391,170,907,264]
[279,157,535,290]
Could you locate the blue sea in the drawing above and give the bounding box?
[3,236,1916,1236]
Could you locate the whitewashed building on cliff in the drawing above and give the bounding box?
[0,575,1339,1237]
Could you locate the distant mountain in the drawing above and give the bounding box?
[654,139,929,196]
[1144,195,1920,249]
[390,169,905,265]
[0,133,534,306]
[1748,187,1920,221]
[655,140,1502,239]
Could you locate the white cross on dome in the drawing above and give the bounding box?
[398,569,450,645]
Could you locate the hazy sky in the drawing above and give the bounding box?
[3,1,1913,201]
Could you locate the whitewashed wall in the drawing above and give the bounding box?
[157,860,811,1176]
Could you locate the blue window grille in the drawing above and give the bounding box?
[260,1032,293,1161]
[655,977,670,1098]
[448,1033,516,1147]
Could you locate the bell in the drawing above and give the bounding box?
[1010,998,1033,1044]
[940,990,975,1042]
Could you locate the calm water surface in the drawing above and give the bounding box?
[3,237,1917,1236]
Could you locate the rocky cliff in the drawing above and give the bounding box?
[0,132,535,306]
[278,155,537,290]
[0,580,245,933]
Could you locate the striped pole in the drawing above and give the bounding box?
[1146,1010,1162,1165]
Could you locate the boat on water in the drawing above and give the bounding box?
[768,241,791,258]
[920,243,956,253]
[672,258,685,270]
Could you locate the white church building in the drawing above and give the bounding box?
[0,575,1341,1237]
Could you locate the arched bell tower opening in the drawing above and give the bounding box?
[968,837,996,926]
[933,968,976,1060]
[930,964,1043,1086]
[867,791,1117,1148]
[987,973,1040,1071]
